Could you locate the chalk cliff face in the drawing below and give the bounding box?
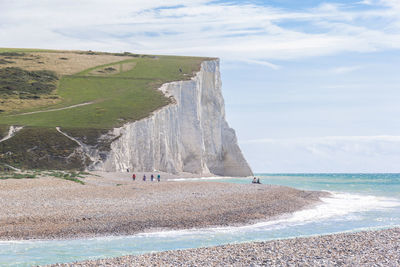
[94,60,252,177]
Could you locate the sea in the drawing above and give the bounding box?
[1,173,400,266]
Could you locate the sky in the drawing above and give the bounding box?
[1,0,400,172]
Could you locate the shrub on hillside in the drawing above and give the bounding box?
[0,52,25,57]
[0,67,58,96]
[0,59,15,64]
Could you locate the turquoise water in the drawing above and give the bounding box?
[1,174,400,266]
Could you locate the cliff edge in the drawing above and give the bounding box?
[0,50,252,176]
[94,60,253,176]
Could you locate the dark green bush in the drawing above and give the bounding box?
[0,67,58,95]
[104,67,117,72]
[0,59,15,64]
[0,52,25,57]
[0,127,87,170]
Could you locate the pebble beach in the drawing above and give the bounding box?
[48,227,400,266]
[0,172,325,240]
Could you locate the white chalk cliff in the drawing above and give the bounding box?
[93,59,252,177]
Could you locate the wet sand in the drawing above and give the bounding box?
[0,172,325,240]
[49,227,400,266]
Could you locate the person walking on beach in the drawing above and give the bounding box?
[252,177,257,184]
[151,174,154,182]
[132,173,136,181]
[143,174,146,181]
[157,174,161,182]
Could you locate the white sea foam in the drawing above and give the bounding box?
[1,192,398,243]
[266,193,398,226]
[169,176,239,181]
[135,192,400,238]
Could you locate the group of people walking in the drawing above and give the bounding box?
[131,173,161,182]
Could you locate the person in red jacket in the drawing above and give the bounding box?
[132,173,136,181]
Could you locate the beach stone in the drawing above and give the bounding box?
[46,228,400,267]
[0,176,325,240]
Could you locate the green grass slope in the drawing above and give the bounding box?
[0,54,207,128]
[0,48,211,170]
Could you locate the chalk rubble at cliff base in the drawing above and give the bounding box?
[48,228,400,267]
[0,173,324,240]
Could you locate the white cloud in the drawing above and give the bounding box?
[241,136,400,172]
[243,135,400,145]
[1,0,400,63]
[358,0,374,5]
[331,65,363,74]
[239,59,281,70]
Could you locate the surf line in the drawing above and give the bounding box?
[135,193,399,240]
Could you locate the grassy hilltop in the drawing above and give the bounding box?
[0,48,210,170]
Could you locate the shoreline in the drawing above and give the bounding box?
[48,227,400,266]
[0,171,326,241]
